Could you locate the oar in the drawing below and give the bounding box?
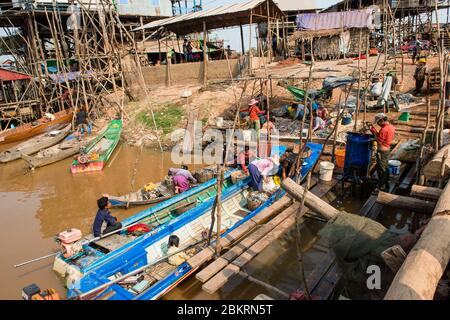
[13,200,200,269]
[73,238,206,300]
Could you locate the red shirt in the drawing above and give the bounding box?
[248,105,263,121]
[374,123,395,149]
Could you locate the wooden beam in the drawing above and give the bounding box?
[376,191,435,215]
[196,202,301,283]
[385,180,450,299]
[410,185,442,200]
[281,178,340,220]
[187,195,292,270]
[423,145,450,181]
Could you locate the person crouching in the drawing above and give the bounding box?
[93,196,122,237]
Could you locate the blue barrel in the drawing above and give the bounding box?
[344,133,373,178]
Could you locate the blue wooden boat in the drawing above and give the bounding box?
[65,143,322,300]
[53,170,236,287]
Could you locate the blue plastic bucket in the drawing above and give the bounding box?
[344,133,373,177]
[389,160,401,176]
[341,115,352,125]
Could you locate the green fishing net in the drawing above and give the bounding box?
[318,212,400,296]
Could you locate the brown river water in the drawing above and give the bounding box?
[0,142,332,300]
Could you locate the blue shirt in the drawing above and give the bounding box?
[93,208,117,237]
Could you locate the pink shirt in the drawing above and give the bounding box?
[250,158,274,176]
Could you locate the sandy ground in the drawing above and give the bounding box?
[119,52,442,148]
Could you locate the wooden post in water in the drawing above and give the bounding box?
[215,166,224,255]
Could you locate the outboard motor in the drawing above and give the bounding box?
[55,228,83,259]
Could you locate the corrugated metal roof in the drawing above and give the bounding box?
[0,68,31,81]
[133,0,282,32]
[274,0,318,12]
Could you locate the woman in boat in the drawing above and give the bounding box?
[168,166,197,194]
[92,196,122,237]
[247,155,280,192]
[167,235,190,266]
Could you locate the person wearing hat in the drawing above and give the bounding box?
[414,58,428,96]
[247,155,280,191]
[92,196,122,237]
[241,98,265,143]
[370,113,396,191]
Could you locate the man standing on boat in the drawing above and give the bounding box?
[93,196,122,237]
[75,106,89,138]
[370,113,396,192]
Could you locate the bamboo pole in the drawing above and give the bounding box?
[203,21,208,85]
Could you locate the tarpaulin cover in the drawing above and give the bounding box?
[296,9,374,31]
[322,76,356,91]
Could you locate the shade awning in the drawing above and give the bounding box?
[133,0,285,36]
[0,68,31,81]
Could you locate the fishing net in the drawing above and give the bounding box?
[318,212,401,296]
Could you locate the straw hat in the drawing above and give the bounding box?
[248,98,259,106]
[374,113,388,123]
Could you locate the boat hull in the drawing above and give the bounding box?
[71,161,105,174]
[0,109,73,145]
[70,119,122,174]
[0,124,71,163]
[67,144,323,300]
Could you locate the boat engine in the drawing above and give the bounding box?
[22,284,60,300]
[56,228,83,259]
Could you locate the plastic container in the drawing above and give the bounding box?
[335,148,346,168]
[398,112,410,122]
[243,130,252,142]
[344,133,373,178]
[319,161,335,181]
[216,117,224,127]
[341,115,353,125]
[389,160,401,176]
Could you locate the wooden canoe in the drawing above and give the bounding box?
[21,124,108,169]
[0,109,73,145]
[109,181,175,208]
[70,119,122,174]
[0,124,71,163]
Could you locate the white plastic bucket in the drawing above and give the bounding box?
[319,161,335,182]
[216,117,224,127]
[389,160,401,176]
[243,130,252,142]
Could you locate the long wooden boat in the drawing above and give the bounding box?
[70,119,122,174]
[107,166,216,208]
[52,170,237,288]
[0,109,73,145]
[61,143,322,300]
[0,124,71,163]
[108,181,175,208]
[21,125,108,169]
